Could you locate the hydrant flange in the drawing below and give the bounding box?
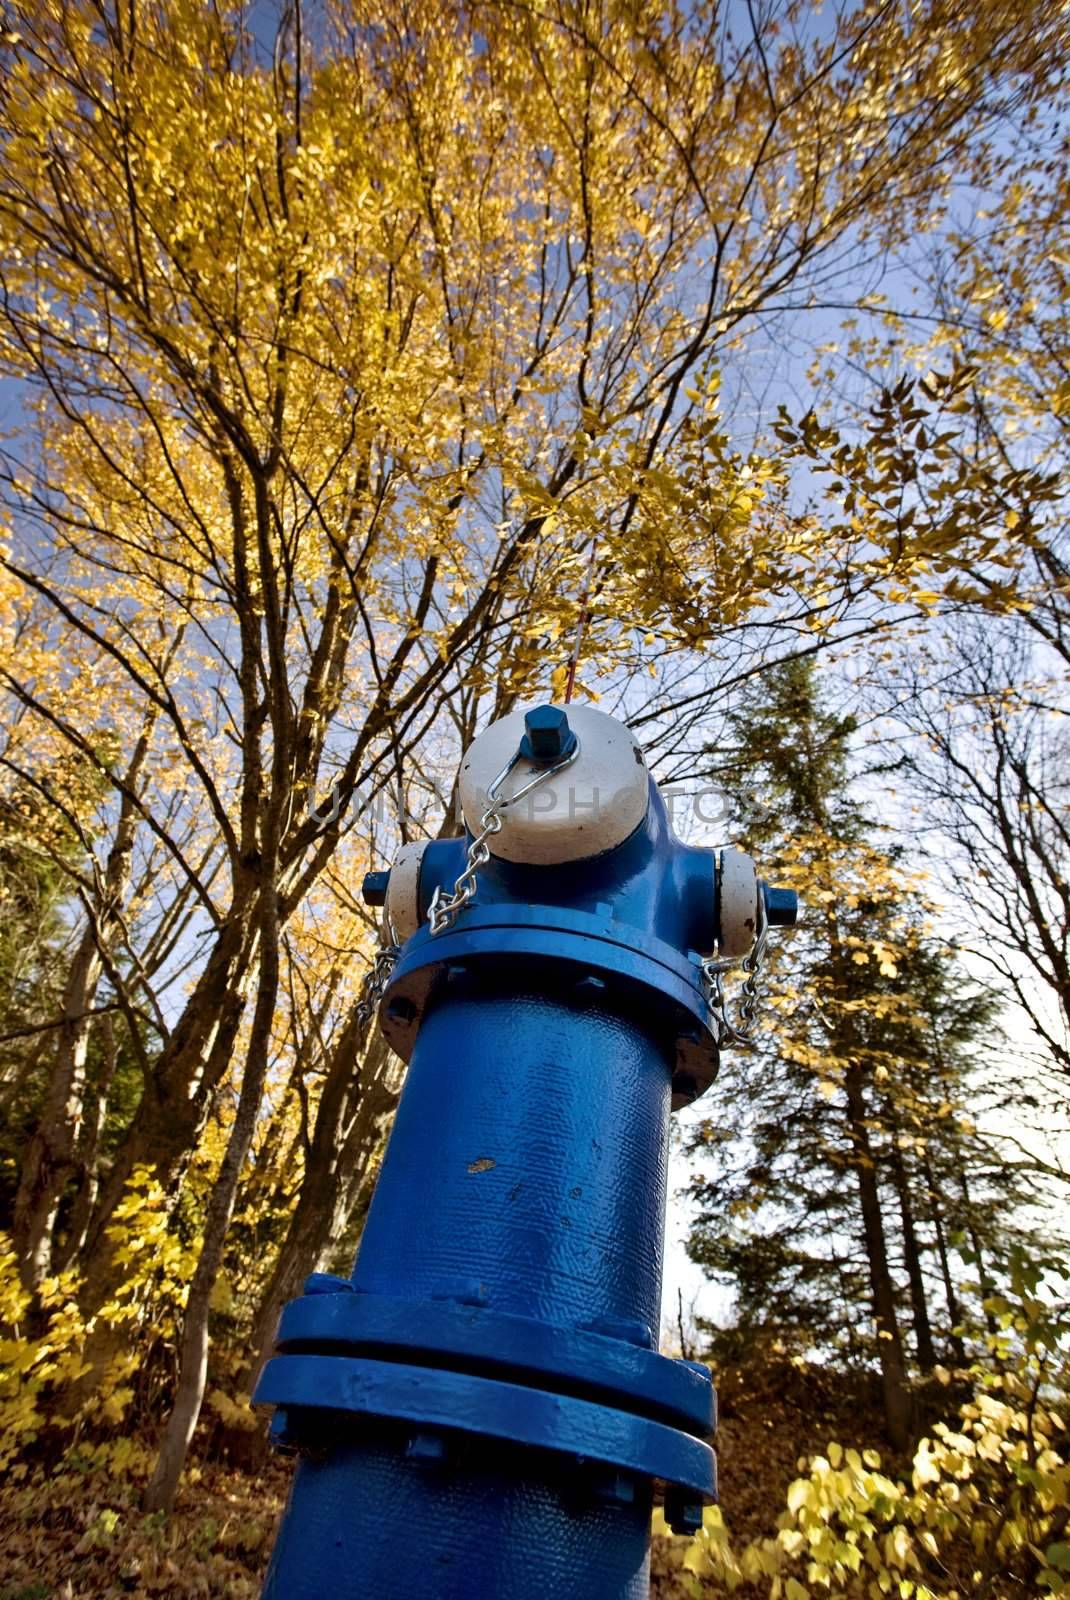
[257,1352,715,1499]
[378,901,718,1108]
[265,1288,716,1435]
[257,1280,713,1459]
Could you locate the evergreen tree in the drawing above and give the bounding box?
[685,660,1050,1449]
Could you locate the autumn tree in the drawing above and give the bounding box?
[771,90,1070,1094]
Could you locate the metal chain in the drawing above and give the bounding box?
[427,807,504,934]
[702,886,769,1049]
[427,742,580,935]
[355,924,400,1027]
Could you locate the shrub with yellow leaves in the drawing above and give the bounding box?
[0,1240,87,1471]
[669,1250,1069,1598]
[0,1167,197,1477]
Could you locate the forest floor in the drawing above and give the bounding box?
[0,1361,893,1599]
[0,1456,285,1600]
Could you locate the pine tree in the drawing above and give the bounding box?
[685,660,1048,1449]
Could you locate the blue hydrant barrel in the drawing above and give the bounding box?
[355,977,671,1327]
[260,973,673,1597]
[255,704,795,1599]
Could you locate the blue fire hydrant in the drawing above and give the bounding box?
[255,704,796,1599]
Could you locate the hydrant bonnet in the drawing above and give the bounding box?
[458,702,650,865]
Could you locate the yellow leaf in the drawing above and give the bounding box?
[787,1479,811,1514]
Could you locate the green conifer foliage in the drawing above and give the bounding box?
[685,660,1053,1448]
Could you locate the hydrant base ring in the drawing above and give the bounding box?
[271,1290,716,1437]
[255,1353,717,1501]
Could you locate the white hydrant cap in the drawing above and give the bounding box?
[458,703,650,865]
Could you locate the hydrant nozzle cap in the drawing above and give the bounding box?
[519,705,578,764]
[459,704,649,865]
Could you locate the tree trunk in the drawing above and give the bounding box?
[56,1012,120,1272]
[12,721,156,1288]
[144,884,282,1513]
[12,930,103,1286]
[960,1168,999,1336]
[66,912,257,1409]
[843,1064,913,1450]
[890,1145,936,1373]
[333,1067,399,1241]
[821,882,913,1451]
[217,1030,399,1471]
[924,1158,967,1368]
[244,1030,399,1389]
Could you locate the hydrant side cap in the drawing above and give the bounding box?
[718,847,759,959]
[384,840,428,943]
[458,703,649,865]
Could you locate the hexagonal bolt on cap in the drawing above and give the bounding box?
[519,705,578,764]
[591,1469,637,1508]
